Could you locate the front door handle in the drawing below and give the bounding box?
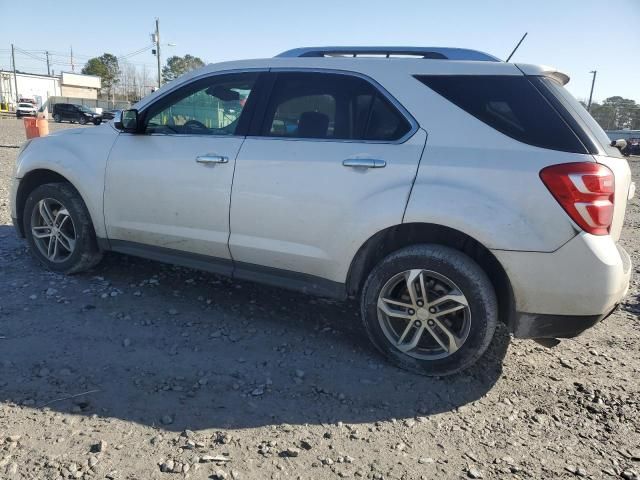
[342,158,386,168]
[196,154,229,165]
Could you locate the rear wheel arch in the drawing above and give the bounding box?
[346,222,515,327]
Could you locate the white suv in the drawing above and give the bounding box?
[10,47,633,375]
[16,102,38,118]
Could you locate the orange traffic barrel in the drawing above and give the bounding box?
[23,117,49,139]
[36,117,49,137]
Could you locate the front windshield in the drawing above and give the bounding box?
[18,103,33,108]
[76,105,94,113]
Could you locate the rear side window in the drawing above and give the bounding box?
[261,72,412,141]
[415,75,587,153]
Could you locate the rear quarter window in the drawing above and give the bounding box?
[415,75,588,154]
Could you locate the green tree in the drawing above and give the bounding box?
[590,96,640,130]
[162,54,205,83]
[82,53,120,95]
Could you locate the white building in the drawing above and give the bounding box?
[0,71,101,110]
[0,71,60,109]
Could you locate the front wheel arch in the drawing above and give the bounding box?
[15,170,92,239]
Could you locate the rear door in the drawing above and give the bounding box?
[229,71,426,284]
[61,104,71,121]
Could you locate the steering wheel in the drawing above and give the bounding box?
[182,119,208,133]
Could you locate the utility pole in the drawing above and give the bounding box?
[11,43,18,103]
[70,46,75,72]
[155,18,161,88]
[587,70,597,112]
[45,51,51,76]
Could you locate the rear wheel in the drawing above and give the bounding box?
[23,183,103,274]
[53,113,61,122]
[361,244,498,376]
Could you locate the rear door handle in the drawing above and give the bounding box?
[342,158,386,168]
[196,154,229,165]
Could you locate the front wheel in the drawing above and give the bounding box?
[79,116,87,125]
[361,244,498,376]
[23,183,103,274]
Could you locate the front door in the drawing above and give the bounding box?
[104,72,260,266]
[229,71,426,284]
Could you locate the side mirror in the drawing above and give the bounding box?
[114,109,139,132]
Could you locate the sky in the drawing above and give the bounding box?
[1,0,639,103]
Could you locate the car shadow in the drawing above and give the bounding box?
[0,225,509,432]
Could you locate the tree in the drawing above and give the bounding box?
[589,96,640,130]
[82,54,120,97]
[162,54,205,83]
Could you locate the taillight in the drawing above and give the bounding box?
[540,162,615,235]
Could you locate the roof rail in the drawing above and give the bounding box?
[276,46,501,62]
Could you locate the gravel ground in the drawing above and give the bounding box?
[0,117,639,480]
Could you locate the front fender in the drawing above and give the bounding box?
[14,128,117,238]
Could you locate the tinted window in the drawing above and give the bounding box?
[262,72,411,141]
[415,75,587,153]
[145,73,257,135]
[535,76,621,158]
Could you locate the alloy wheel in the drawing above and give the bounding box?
[376,269,471,360]
[30,198,77,263]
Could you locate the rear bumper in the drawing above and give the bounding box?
[493,233,631,338]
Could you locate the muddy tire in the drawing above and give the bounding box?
[23,183,103,274]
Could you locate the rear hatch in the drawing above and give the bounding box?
[519,65,633,241]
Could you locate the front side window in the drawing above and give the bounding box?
[145,73,257,135]
[261,72,411,141]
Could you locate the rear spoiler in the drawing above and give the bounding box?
[516,64,570,85]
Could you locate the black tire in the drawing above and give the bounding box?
[93,118,102,125]
[53,113,61,122]
[23,183,103,274]
[361,244,498,376]
[79,116,87,125]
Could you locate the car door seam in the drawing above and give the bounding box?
[227,136,246,271]
[402,128,429,223]
[100,132,122,249]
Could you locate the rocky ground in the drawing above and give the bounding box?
[0,117,638,480]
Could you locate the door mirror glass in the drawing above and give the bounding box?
[115,109,138,132]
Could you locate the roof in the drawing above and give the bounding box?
[133,49,567,110]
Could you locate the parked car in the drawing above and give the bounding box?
[627,138,640,156]
[15,102,37,118]
[52,103,102,125]
[10,46,634,375]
